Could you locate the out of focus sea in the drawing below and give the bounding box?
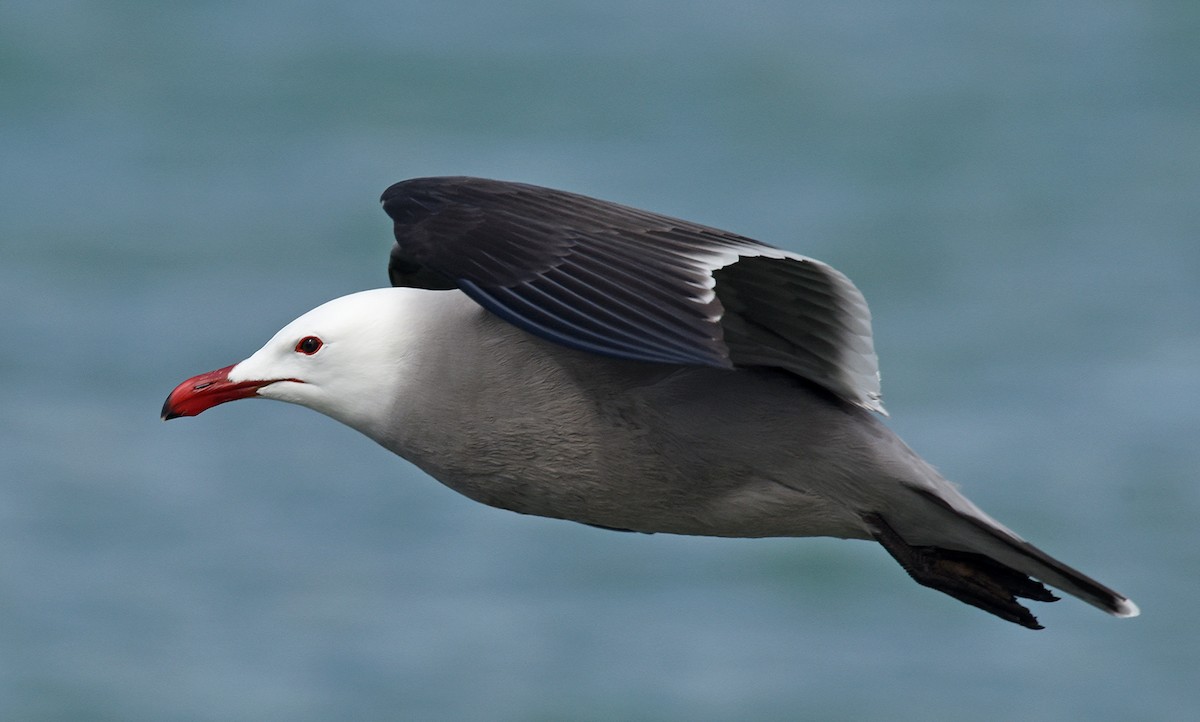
[2,2,1197,720]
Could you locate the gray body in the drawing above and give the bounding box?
[373,291,1131,630]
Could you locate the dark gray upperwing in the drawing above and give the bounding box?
[379,176,884,413]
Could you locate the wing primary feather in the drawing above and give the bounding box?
[518,279,725,362]
[569,241,718,313]
[459,281,727,367]
[534,270,725,358]
[548,262,720,337]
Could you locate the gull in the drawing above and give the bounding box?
[163,176,1138,629]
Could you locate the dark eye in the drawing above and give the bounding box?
[295,336,323,355]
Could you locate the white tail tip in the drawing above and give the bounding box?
[1114,597,1141,618]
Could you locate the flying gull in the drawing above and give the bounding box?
[162,176,1138,629]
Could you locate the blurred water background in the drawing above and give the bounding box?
[3,1,1198,720]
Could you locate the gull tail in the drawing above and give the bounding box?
[864,490,1138,630]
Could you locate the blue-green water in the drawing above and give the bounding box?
[3,1,1198,719]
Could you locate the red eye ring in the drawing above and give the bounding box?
[295,336,323,355]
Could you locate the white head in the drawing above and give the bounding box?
[162,288,435,438]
